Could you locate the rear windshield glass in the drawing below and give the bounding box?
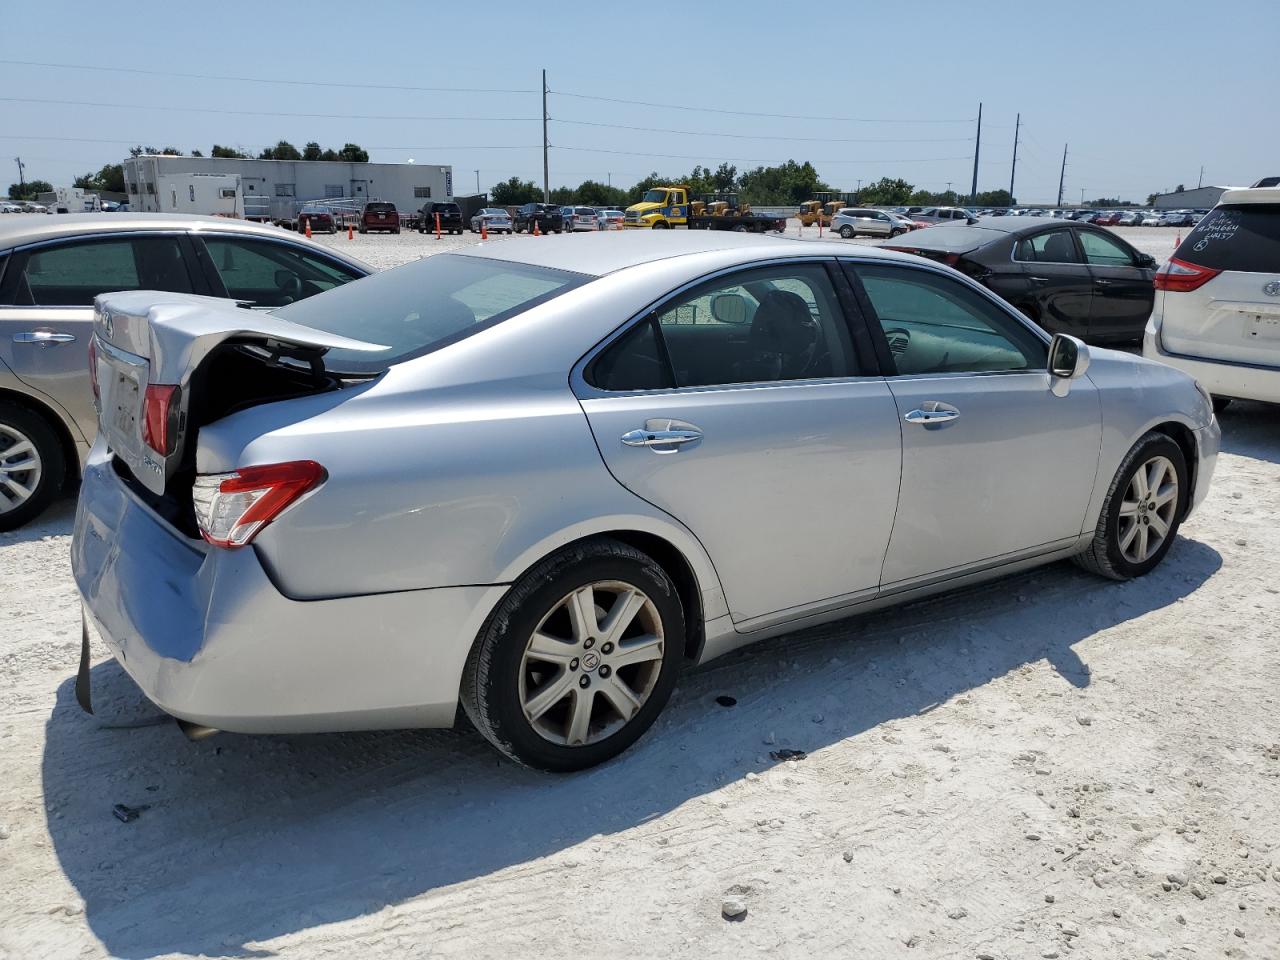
[274,253,590,374]
[365,203,396,213]
[1174,204,1280,273]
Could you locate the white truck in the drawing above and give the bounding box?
[37,187,101,214]
[150,173,244,217]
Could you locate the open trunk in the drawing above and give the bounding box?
[91,291,386,519]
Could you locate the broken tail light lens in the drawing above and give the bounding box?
[193,460,326,548]
[141,383,180,456]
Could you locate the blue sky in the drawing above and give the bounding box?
[4,0,1270,203]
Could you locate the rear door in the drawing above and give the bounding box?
[844,258,1101,587]
[1011,228,1093,338]
[575,259,902,627]
[1077,227,1155,341]
[0,232,203,442]
[1158,202,1280,366]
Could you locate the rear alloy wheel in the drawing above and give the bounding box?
[0,402,64,531]
[840,225,854,239]
[1074,432,1187,580]
[461,537,684,771]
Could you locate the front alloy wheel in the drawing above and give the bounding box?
[462,537,684,771]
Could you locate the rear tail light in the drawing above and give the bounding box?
[193,460,326,548]
[141,383,180,455]
[1154,257,1222,293]
[87,336,100,404]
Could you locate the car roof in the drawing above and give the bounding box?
[0,213,373,269]
[1219,186,1280,205]
[459,230,921,277]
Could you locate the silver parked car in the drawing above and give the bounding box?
[0,213,371,529]
[72,232,1219,771]
[831,208,909,239]
[469,207,513,234]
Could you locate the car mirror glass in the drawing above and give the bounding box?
[711,293,749,325]
[1048,333,1090,391]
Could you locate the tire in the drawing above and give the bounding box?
[732,224,747,233]
[1073,431,1188,581]
[840,225,854,239]
[0,401,65,532]
[393,227,401,234]
[652,221,670,230]
[461,537,685,772]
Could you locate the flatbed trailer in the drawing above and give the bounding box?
[687,211,787,233]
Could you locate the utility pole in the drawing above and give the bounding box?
[969,102,982,203]
[1080,187,1085,205]
[13,156,25,197]
[474,169,480,194]
[607,172,611,187]
[1197,165,1204,189]
[1009,112,1020,202]
[1057,143,1068,207]
[541,69,550,203]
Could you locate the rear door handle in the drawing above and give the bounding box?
[903,401,961,425]
[621,423,703,453]
[1094,279,1113,286]
[1029,276,1050,283]
[13,331,76,346]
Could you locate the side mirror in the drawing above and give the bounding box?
[1048,333,1090,396]
[1136,252,1157,269]
[711,293,749,325]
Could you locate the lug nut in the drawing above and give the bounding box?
[601,642,614,655]
[598,665,612,678]
[583,638,595,650]
[579,675,591,688]
[569,658,579,671]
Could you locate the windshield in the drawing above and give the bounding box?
[481,208,506,216]
[274,254,591,374]
[642,190,668,203]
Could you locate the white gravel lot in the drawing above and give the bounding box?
[2,224,1278,960]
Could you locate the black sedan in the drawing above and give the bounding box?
[884,218,1157,344]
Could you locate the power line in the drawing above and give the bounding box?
[551,118,973,144]
[0,58,537,94]
[555,145,972,164]
[0,96,536,123]
[551,89,973,124]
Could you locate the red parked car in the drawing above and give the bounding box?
[359,201,400,234]
[1092,211,1124,226]
[297,205,336,234]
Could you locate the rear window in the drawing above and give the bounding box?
[274,253,590,374]
[1174,204,1280,273]
[365,203,396,213]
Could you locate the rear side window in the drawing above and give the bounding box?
[3,235,192,306]
[1015,230,1082,263]
[1174,204,1280,273]
[275,253,589,374]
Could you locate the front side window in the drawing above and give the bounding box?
[852,262,1047,375]
[3,235,192,306]
[203,237,363,308]
[1078,230,1134,266]
[1015,229,1082,263]
[590,263,856,390]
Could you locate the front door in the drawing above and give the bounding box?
[575,260,902,625]
[0,233,202,442]
[845,259,1102,586]
[1077,228,1155,342]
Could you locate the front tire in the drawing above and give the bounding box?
[461,537,685,772]
[839,225,854,239]
[0,401,64,532]
[1073,432,1188,581]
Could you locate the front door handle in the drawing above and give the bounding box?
[1094,279,1113,287]
[903,402,961,426]
[621,425,703,453]
[1029,276,1050,283]
[13,331,76,346]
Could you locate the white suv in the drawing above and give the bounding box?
[1144,187,1280,407]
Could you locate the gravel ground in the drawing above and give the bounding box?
[3,223,1278,960]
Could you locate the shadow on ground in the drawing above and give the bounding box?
[41,533,1222,958]
[1217,399,1280,464]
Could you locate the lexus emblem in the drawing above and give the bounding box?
[581,652,600,671]
[101,310,114,338]
[1264,280,1280,297]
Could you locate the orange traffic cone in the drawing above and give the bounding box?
[1175,233,1181,247]
[347,224,354,240]
[533,219,541,237]
[303,218,311,238]
[481,220,488,240]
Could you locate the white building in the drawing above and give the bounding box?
[1150,185,1232,210]
[122,155,453,220]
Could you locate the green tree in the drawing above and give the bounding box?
[549,186,576,205]
[1145,193,1158,206]
[258,140,302,160]
[190,149,203,157]
[491,176,542,205]
[858,177,915,206]
[303,141,323,161]
[973,189,1013,207]
[128,145,159,157]
[338,143,369,163]
[710,162,738,192]
[159,147,183,156]
[737,160,830,205]
[211,144,249,159]
[8,179,53,200]
[72,172,96,189]
[574,180,627,206]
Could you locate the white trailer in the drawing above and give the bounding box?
[152,173,244,217]
[36,187,101,213]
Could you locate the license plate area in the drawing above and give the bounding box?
[1245,314,1280,341]
[109,369,140,435]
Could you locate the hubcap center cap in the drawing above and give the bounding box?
[581,652,601,672]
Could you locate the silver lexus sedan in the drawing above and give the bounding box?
[72,231,1219,771]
